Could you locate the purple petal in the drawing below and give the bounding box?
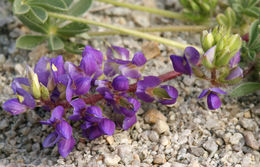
[158,85,178,105]
[56,120,73,139]
[170,55,192,75]
[34,57,50,86]
[112,75,129,91]
[122,115,137,130]
[82,45,103,66]
[50,106,64,122]
[79,56,98,76]
[203,46,216,65]
[207,92,221,110]
[209,88,227,95]
[50,87,60,102]
[11,77,30,93]
[2,98,27,115]
[135,92,155,103]
[74,77,91,95]
[64,62,84,81]
[58,137,75,158]
[16,88,35,108]
[120,97,140,117]
[132,52,146,66]
[84,106,103,122]
[68,99,86,121]
[229,50,240,68]
[198,89,209,98]
[66,78,73,102]
[225,67,243,80]
[51,56,65,83]
[84,126,103,140]
[184,47,200,65]
[98,118,115,135]
[42,132,60,147]
[104,61,119,77]
[120,66,141,79]
[138,76,161,88]
[81,121,92,130]
[107,46,130,62]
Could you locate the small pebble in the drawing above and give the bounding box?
[230,133,243,145]
[160,136,170,146]
[104,154,121,166]
[244,131,260,150]
[203,138,218,155]
[154,120,169,134]
[144,109,167,124]
[149,130,159,142]
[153,155,166,165]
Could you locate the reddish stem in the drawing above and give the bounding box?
[83,71,181,104]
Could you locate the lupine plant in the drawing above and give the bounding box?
[3,0,260,158]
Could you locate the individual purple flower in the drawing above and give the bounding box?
[229,50,240,68]
[225,67,243,80]
[34,57,51,86]
[157,85,178,105]
[2,99,28,115]
[11,77,30,93]
[68,98,87,121]
[135,76,161,102]
[81,106,115,140]
[198,88,227,110]
[170,47,200,76]
[41,106,75,158]
[104,46,146,79]
[112,75,129,91]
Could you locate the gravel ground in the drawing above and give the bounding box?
[0,0,259,166]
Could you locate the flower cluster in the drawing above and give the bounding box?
[2,45,179,157]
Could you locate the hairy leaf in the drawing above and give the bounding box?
[231,82,260,97]
[18,15,48,33]
[57,22,89,37]
[28,0,68,12]
[48,36,64,50]
[16,35,47,50]
[30,6,48,23]
[68,0,93,16]
[13,0,30,15]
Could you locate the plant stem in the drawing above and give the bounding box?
[97,0,187,21]
[83,71,181,104]
[88,25,211,36]
[48,12,202,53]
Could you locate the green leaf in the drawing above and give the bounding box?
[63,0,73,7]
[48,36,64,50]
[64,42,84,54]
[249,20,259,46]
[30,6,48,23]
[244,7,260,17]
[57,22,89,37]
[16,35,47,50]
[231,82,260,97]
[68,0,93,16]
[13,0,30,15]
[18,15,48,33]
[28,0,68,12]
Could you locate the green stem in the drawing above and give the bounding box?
[88,25,211,36]
[48,12,202,53]
[97,0,187,21]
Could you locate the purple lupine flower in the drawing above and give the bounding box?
[41,106,75,158]
[81,106,115,140]
[104,46,146,79]
[68,98,87,121]
[229,51,240,68]
[2,99,28,115]
[34,57,51,86]
[157,85,178,105]
[112,75,129,91]
[11,77,30,93]
[135,76,161,102]
[170,47,200,76]
[225,67,243,80]
[198,88,227,110]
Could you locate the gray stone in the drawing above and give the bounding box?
[160,136,170,146]
[244,131,260,150]
[117,145,133,165]
[104,154,121,166]
[230,133,244,145]
[0,119,8,130]
[0,54,5,65]
[148,130,159,142]
[240,118,258,131]
[189,147,206,157]
[203,138,218,155]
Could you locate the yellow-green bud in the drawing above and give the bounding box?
[27,66,41,99]
[40,83,50,101]
[202,45,216,69]
[201,31,215,52]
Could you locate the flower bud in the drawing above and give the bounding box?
[27,66,41,99]
[202,46,216,69]
[40,83,50,101]
[201,31,215,52]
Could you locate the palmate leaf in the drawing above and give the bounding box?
[16,35,47,50]
[28,0,68,12]
[13,0,30,15]
[68,0,93,16]
[231,82,260,97]
[57,22,90,37]
[18,15,48,33]
[30,6,48,23]
[48,36,64,50]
